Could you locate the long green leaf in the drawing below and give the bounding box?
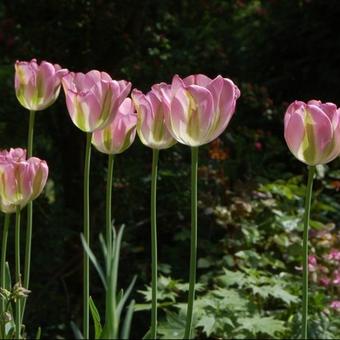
[35,326,41,339]
[99,233,107,259]
[5,262,11,290]
[89,296,103,339]
[70,321,83,339]
[116,275,137,321]
[121,299,135,339]
[80,234,107,289]
[142,328,152,339]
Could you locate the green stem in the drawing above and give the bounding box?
[106,154,115,275]
[105,154,116,338]
[83,132,92,339]
[15,207,21,339]
[1,214,10,313]
[184,146,198,340]
[150,149,159,339]
[22,109,35,322]
[302,165,315,339]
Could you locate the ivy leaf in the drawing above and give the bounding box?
[236,315,286,337]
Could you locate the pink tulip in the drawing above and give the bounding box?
[0,148,26,162]
[15,59,68,111]
[162,74,240,146]
[284,100,340,165]
[62,70,131,133]
[0,148,48,214]
[131,83,176,149]
[92,98,137,154]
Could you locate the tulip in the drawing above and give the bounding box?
[92,98,137,155]
[284,100,340,165]
[62,70,131,337]
[15,59,68,111]
[131,84,176,149]
[0,150,48,214]
[163,74,240,146]
[283,99,340,340]
[62,70,131,133]
[92,98,137,338]
[132,83,177,338]
[0,148,27,162]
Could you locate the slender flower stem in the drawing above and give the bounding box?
[184,146,199,340]
[302,165,315,339]
[150,149,159,339]
[106,154,115,274]
[105,153,116,338]
[15,207,21,339]
[27,110,35,157]
[22,109,35,321]
[1,214,10,313]
[83,132,92,339]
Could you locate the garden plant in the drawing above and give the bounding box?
[0,1,340,340]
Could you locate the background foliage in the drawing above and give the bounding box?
[1,0,340,338]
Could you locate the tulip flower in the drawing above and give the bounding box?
[284,100,340,166]
[62,69,131,338]
[92,98,137,339]
[92,98,137,155]
[161,74,240,339]
[283,99,340,340]
[0,148,48,338]
[15,59,68,111]
[0,150,48,214]
[62,70,131,133]
[131,84,176,149]
[132,83,177,339]
[163,74,240,146]
[15,59,67,327]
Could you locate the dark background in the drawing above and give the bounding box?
[1,0,340,338]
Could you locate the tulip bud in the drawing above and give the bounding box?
[284,100,340,165]
[131,84,176,149]
[62,70,131,133]
[15,59,68,111]
[92,98,137,154]
[163,74,240,146]
[0,149,48,214]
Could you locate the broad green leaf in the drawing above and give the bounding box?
[236,315,286,337]
[213,288,248,311]
[196,315,216,336]
[158,312,185,339]
[217,269,247,288]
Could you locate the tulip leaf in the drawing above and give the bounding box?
[116,275,137,321]
[70,321,84,340]
[89,296,102,339]
[121,299,135,339]
[80,234,107,289]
